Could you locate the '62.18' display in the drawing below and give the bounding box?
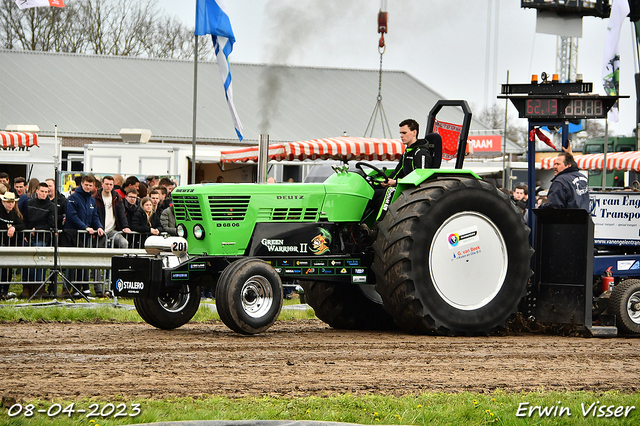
[521,97,608,119]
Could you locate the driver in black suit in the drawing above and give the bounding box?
[365,119,438,222]
[381,119,433,188]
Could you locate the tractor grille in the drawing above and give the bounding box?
[208,196,251,221]
[256,207,319,221]
[172,195,203,221]
[303,208,319,220]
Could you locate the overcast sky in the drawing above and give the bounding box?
[157,0,639,136]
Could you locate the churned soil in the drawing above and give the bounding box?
[0,319,638,401]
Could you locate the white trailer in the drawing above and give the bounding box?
[0,133,56,181]
[83,141,253,184]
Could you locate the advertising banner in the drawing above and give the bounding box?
[590,191,640,246]
[467,135,502,153]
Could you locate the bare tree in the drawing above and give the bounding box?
[145,15,198,60]
[475,103,527,149]
[582,119,606,140]
[0,1,75,51]
[0,0,212,59]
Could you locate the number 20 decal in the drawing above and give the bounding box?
[172,241,187,252]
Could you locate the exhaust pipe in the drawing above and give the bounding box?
[257,134,269,183]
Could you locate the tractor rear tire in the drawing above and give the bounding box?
[215,258,283,335]
[299,280,397,330]
[134,284,200,330]
[609,279,640,335]
[372,176,532,335]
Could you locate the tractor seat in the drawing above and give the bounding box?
[425,132,442,169]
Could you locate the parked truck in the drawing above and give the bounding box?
[582,136,636,188]
[588,190,640,334]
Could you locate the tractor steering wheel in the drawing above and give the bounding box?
[355,162,389,186]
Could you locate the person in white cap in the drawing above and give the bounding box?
[0,192,25,299]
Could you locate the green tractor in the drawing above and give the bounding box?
[112,101,533,335]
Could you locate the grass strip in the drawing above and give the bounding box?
[0,391,638,426]
[0,300,316,323]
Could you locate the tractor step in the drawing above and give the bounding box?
[587,325,618,337]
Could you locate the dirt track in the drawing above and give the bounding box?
[0,319,639,400]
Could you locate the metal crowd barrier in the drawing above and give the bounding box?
[0,230,147,294]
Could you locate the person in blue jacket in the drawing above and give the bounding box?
[65,175,104,235]
[64,174,105,297]
[540,151,589,210]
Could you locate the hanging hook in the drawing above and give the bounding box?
[378,10,388,35]
[364,3,392,137]
[378,9,388,51]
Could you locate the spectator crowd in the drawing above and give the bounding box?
[0,172,178,300]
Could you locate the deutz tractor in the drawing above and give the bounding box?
[112,101,533,335]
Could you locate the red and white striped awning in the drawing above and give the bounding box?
[220,136,404,163]
[0,132,38,149]
[540,151,640,172]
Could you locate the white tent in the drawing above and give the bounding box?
[0,131,38,149]
[221,137,405,163]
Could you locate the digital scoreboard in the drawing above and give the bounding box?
[499,79,624,121]
[522,98,606,119]
[511,96,616,120]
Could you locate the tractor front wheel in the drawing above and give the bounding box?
[215,258,283,334]
[134,284,200,330]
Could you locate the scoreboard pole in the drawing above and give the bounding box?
[526,120,569,241]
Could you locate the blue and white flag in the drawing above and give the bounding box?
[602,0,629,122]
[196,0,244,141]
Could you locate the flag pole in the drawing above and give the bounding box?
[191,34,199,185]
[502,70,509,190]
[603,119,609,190]
[195,0,244,143]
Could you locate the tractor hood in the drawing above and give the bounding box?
[171,171,373,256]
